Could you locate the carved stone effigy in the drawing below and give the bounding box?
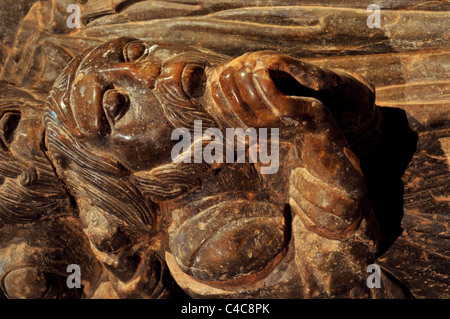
[0,0,448,299]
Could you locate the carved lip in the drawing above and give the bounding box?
[208,54,321,128]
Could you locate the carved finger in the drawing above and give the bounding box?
[255,54,381,154]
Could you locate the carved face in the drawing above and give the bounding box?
[61,37,224,172]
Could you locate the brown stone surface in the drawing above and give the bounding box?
[0,0,448,299]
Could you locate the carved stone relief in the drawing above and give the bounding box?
[0,0,448,299]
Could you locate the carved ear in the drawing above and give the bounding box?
[0,111,21,149]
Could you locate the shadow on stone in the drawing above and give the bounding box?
[360,107,418,256]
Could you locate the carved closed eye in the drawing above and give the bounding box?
[103,89,129,123]
[123,41,147,62]
[181,64,206,99]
